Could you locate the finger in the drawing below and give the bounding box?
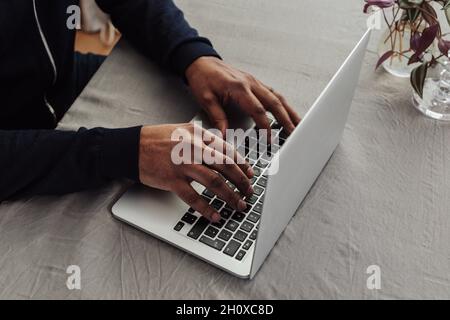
[201,93,229,137]
[265,86,301,126]
[186,164,248,212]
[202,144,253,197]
[174,182,221,222]
[233,88,272,141]
[252,83,296,134]
[202,130,254,178]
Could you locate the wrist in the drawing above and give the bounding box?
[185,56,221,86]
[170,39,221,79]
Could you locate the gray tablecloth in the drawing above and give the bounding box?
[1,0,450,299]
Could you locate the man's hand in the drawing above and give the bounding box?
[186,57,301,137]
[139,124,254,222]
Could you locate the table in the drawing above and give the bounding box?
[1,0,450,299]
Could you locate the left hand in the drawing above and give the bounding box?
[185,56,301,137]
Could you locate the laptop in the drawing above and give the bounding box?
[112,29,371,279]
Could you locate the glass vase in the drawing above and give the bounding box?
[412,59,450,121]
[377,22,421,78]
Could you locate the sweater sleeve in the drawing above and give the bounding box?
[0,126,141,201]
[95,0,221,76]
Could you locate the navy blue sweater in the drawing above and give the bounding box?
[0,0,219,200]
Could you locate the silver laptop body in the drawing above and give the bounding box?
[112,29,371,279]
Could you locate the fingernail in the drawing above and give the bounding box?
[247,167,254,177]
[212,212,221,222]
[238,200,247,211]
[247,186,254,196]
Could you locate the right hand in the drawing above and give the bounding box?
[138,124,254,222]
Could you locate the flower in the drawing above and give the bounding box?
[363,0,396,13]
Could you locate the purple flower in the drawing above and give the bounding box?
[363,0,396,13]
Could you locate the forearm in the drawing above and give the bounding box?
[0,126,141,201]
[95,0,220,76]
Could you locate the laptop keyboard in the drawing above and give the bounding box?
[173,118,288,261]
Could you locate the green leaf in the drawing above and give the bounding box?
[406,8,420,22]
[410,62,428,98]
[399,0,423,9]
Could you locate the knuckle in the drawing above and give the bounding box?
[245,73,256,82]
[272,101,284,110]
[201,92,215,104]
[276,92,285,100]
[231,79,248,91]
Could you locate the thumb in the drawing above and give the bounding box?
[203,95,229,137]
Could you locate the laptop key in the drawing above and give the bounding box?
[247,158,257,167]
[212,219,226,228]
[271,121,282,130]
[248,150,259,161]
[220,208,233,219]
[200,236,226,251]
[245,194,258,205]
[174,221,185,232]
[248,136,258,146]
[256,177,267,188]
[202,189,215,198]
[223,240,241,257]
[237,145,249,156]
[205,226,219,238]
[247,212,261,223]
[253,202,263,214]
[187,217,210,240]
[261,152,273,162]
[240,221,254,233]
[242,240,253,250]
[188,207,195,213]
[232,212,245,222]
[225,220,239,232]
[253,185,264,196]
[253,167,262,177]
[225,181,235,190]
[250,229,258,240]
[234,230,248,242]
[181,212,197,225]
[256,159,269,169]
[270,144,280,153]
[235,250,246,261]
[211,199,224,210]
[218,229,233,241]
